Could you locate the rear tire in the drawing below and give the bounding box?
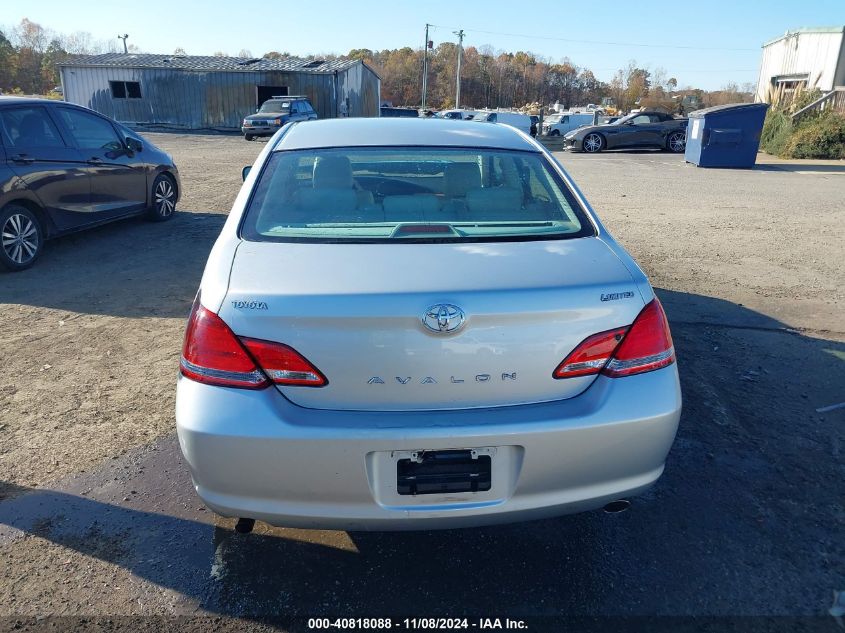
[667,131,686,153]
[550,129,560,137]
[0,204,43,272]
[245,134,254,141]
[583,133,605,153]
[147,174,177,222]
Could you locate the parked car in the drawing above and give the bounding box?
[529,115,539,137]
[242,95,317,140]
[563,111,688,153]
[176,118,681,531]
[0,97,180,271]
[380,107,419,118]
[472,111,532,135]
[543,112,594,136]
[438,109,478,120]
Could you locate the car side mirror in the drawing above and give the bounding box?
[242,166,251,181]
[126,137,142,152]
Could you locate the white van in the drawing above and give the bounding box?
[543,112,595,136]
[473,111,531,135]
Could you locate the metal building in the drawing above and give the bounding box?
[756,26,845,102]
[58,53,381,130]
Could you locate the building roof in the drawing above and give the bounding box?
[762,26,845,48]
[273,118,539,152]
[58,53,378,76]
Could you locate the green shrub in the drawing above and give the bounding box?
[790,88,822,114]
[784,112,845,159]
[760,110,793,156]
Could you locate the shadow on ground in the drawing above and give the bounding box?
[0,210,226,318]
[754,163,845,174]
[0,291,842,619]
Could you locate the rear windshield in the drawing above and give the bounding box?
[240,147,595,243]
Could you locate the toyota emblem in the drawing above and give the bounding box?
[422,304,466,333]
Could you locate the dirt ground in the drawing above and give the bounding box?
[0,133,842,625]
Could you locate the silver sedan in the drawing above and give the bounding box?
[176,118,681,531]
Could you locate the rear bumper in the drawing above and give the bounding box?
[175,367,681,530]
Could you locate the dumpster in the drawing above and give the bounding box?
[684,103,769,168]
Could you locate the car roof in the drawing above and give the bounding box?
[274,118,538,151]
[0,96,91,111]
[0,96,57,107]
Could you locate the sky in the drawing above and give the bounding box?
[4,0,844,90]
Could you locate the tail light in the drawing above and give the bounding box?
[603,299,675,377]
[240,338,327,386]
[554,327,628,378]
[554,299,675,380]
[180,298,326,389]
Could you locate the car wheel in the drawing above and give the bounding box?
[550,129,560,137]
[583,133,604,153]
[0,204,43,272]
[245,134,254,141]
[148,174,177,222]
[667,131,686,153]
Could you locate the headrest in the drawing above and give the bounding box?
[444,162,482,197]
[313,155,353,189]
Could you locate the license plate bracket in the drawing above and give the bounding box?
[396,449,492,496]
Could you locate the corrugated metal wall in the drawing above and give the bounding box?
[60,63,380,129]
[756,32,844,102]
[336,62,380,118]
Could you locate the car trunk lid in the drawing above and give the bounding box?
[219,238,644,411]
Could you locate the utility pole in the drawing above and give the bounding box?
[422,24,430,110]
[453,29,464,109]
[118,34,129,54]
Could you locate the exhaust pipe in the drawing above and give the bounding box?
[603,500,631,514]
[235,518,255,533]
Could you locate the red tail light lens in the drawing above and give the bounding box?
[602,299,675,377]
[240,338,327,387]
[553,299,675,380]
[180,298,328,389]
[554,327,629,378]
[180,300,269,389]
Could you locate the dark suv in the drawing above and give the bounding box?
[0,97,180,271]
[242,96,318,140]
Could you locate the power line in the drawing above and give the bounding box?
[428,23,758,52]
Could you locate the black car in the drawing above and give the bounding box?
[530,115,539,137]
[563,111,688,153]
[0,97,180,271]
[242,96,318,140]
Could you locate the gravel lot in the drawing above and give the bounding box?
[0,132,842,627]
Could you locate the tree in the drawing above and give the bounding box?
[173,47,186,55]
[263,51,290,60]
[213,51,227,57]
[40,39,66,91]
[0,30,16,91]
[547,62,579,108]
[238,48,253,58]
[14,18,48,54]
